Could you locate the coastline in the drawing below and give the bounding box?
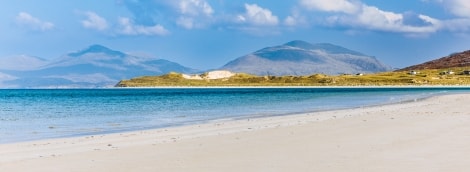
[111,85,470,89]
[5,85,470,89]
[2,93,470,171]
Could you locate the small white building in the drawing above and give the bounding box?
[203,70,236,79]
[440,70,455,75]
[182,70,235,80]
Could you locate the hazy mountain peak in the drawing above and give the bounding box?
[68,44,125,57]
[0,55,49,70]
[283,40,364,56]
[221,40,391,76]
[1,44,198,88]
[312,43,365,56]
[284,40,315,49]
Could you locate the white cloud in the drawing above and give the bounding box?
[284,16,297,26]
[420,0,470,33]
[175,0,214,29]
[117,17,169,36]
[419,14,441,27]
[178,0,213,16]
[357,5,402,27]
[440,0,470,18]
[284,9,307,27]
[15,12,54,31]
[81,12,109,31]
[237,3,279,26]
[441,18,470,32]
[176,17,195,29]
[118,0,216,30]
[352,5,435,33]
[301,0,441,34]
[300,0,359,14]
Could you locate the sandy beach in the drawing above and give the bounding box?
[1,93,470,171]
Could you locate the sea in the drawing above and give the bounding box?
[1,87,469,144]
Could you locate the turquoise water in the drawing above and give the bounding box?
[0,87,468,143]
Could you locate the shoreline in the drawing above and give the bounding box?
[114,85,470,89]
[2,93,470,171]
[3,85,470,89]
[0,88,453,145]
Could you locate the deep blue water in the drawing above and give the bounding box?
[1,87,469,143]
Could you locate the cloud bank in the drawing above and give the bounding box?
[300,0,440,34]
[69,0,470,37]
[300,0,470,35]
[22,0,467,37]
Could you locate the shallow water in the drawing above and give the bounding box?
[1,87,469,143]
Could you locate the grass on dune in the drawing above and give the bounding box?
[116,68,470,87]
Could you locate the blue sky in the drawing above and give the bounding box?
[1,0,470,70]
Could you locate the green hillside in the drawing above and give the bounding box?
[116,68,470,87]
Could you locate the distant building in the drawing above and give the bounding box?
[182,70,235,80]
[409,70,418,75]
[440,70,455,75]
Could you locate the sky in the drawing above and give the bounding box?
[1,0,470,70]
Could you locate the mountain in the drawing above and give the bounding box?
[0,55,49,71]
[0,45,198,88]
[220,40,391,76]
[399,50,470,71]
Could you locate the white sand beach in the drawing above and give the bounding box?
[1,93,470,172]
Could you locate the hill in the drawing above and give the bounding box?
[0,45,198,88]
[399,50,470,71]
[0,55,48,71]
[220,40,391,76]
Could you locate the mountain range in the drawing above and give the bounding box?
[221,40,391,76]
[0,45,197,88]
[0,41,392,88]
